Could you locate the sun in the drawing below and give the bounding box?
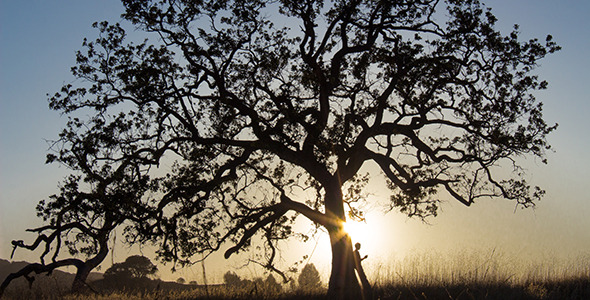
[302,210,396,275]
[342,218,378,251]
[342,220,366,240]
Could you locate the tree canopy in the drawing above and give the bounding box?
[38,0,558,298]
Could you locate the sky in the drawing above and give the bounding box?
[1,0,589,284]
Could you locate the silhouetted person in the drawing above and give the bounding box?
[353,242,373,300]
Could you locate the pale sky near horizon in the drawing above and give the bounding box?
[1,0,589,284]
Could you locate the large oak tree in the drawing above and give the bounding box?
[38,0,558,298]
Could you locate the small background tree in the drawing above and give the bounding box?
[223,271,244,288]
[264,274,282,294]
[104,255,158,281]
[102,255,158,291]
[298,263,322,291]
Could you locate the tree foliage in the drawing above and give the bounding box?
[223,271,282,293]
[298,263,322,290]
[104,255,159,281]
[2,122,150,294]
[223,271,244,287]
[264,274,282,294]
[43,0,558,296]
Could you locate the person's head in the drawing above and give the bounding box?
[355,242,361,250]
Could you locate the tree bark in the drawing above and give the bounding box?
[0,259,85,298]
[71,236,109,293]
[324,184,362,300]
[327,229,361,299]
[71,264,93,293]
[0,236,109,297]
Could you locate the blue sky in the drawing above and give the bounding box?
[0,0,125,248]
[1,0,589,283]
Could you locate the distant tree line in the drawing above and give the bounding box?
[223,270,282,294]
[223,262,322,294]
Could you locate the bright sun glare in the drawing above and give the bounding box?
[307,209,396,274]
[343,219,374,248]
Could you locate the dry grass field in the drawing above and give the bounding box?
[2,250,589,299]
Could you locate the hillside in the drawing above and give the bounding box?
[0,258,104,298]
[0,259,209,299]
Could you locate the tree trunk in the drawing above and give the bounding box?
[327,229,361,299]
[71,235,109,294]
[71,264,92,293]
[324,184,362,300]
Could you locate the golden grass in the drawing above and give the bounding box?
[3,250,589,299]
[370,249,590,299]
[370,249,590,287]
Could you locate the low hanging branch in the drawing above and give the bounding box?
[0,259,87,298]
[3,140,150,295]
